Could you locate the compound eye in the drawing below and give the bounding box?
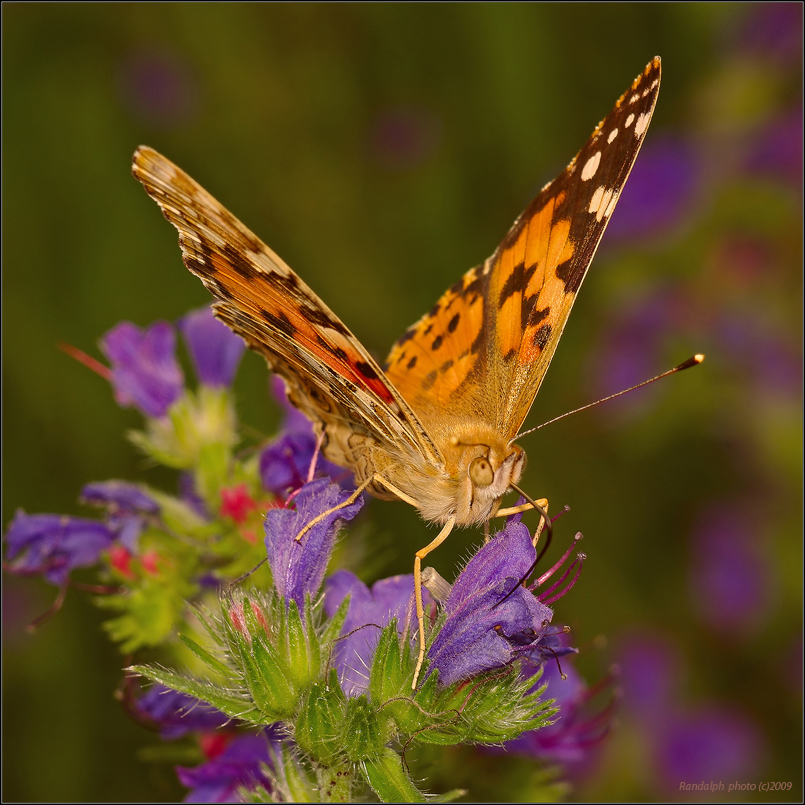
[469,456,494,487]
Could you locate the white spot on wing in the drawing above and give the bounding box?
[607,128,618,144]
[629,93,639,104]
[588,185,617,223]
[625,113,635,128]
[634,112,650,137]
[604,189,619,219]
[588,185,605,216]
[581,151,601,181]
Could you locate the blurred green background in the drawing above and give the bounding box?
[3,3,801,802]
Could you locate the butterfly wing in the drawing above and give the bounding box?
[385,58,661,439]
[132,146,442,464]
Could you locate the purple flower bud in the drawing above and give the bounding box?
[426,521,553,687]
[264,479,363,611]
[100,321,184,418]
[324,570,422,696]
[178,307,246,388]
[4,511,115,585]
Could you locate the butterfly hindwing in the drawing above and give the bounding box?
[385,58,662,439]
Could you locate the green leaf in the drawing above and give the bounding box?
[361,747,429,803]
[128,664,265,724]
[178,633,232,677]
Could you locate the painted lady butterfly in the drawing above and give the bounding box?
[133,57,662,684]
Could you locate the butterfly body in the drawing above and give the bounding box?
[133,59,662,681]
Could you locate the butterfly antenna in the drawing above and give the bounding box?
[516,354,705,440]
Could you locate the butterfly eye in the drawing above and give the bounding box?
[469,456,494,487]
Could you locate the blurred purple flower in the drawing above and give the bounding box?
[179,472,210,520]
[735,1,804,67]
[714,308,801,396]
[100,321,184,418]
[177,730,276,803]
[260,377,346,495]
[369,104,442,169]
[324,571,422,697]
[687,504,772,636]
[117,47,199,129]
[605,135,700,243]
[426,520,554,687]
[264,479,363,612]
[617,631,681,720]
[4,511,114,586]
[745,107,804,187]
[502,651,613,769]
[656,706,766,789]
[178,308,246,389]
[260,432,319,497]
[80,480,160,551]
[135,685,230,740]
[586,288,683,418]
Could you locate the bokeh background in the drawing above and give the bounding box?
[3,3,801,802]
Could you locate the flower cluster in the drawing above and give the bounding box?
[5,308,601,802]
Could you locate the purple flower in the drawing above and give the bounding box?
[100,321,184,418]
[260,378,346,495]
[324,571,422,696]
[178,308,246,388]
[687,504,772,636]
[264,479,363,612]
[135,685,230,740]
[4,511,115,585]
[426,520,553,687]
[176,731,276,803]
[260,432,319,497]
[80,480,160,551]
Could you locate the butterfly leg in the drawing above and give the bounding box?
[294,476,374,542]
[306,429,326,483]
[531,499,550,548]
[412,515,456,689]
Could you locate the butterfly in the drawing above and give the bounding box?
[133,57,661,685]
